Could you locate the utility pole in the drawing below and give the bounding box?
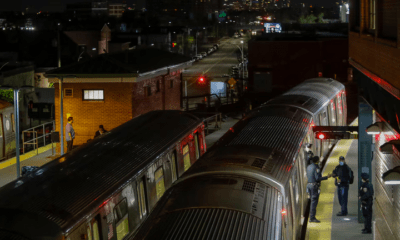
[195,31,198,56]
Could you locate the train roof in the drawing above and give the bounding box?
[265,78,345,114]
[0,110,202,234]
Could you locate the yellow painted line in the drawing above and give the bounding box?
[0,144,54,170]
[308,139,354,240]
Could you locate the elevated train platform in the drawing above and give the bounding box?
[306,119,374,240]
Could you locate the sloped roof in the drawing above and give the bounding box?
[45,48,192,76]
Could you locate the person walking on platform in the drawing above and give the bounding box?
[332,156,354,216]
[65,117,75,153]
[359,173,374,234]
[307,156,332,223]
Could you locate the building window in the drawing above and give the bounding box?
[83,90,104,101]
[145,86,151,96]
[156,80,161,92]
[64,88,73,98]
[369,0,376,30]
[170,80,173,88]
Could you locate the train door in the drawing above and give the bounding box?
[0,114,4,159]
[329,100,337,126]
[87,215,102,240]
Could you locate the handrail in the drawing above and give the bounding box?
[22,121,55,154]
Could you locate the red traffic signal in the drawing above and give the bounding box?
[199,77,204,82]
[317,132,325,140]
[172,42,177,47]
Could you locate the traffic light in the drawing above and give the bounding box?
[197,76,207,85]
[315,131,353,140]
[198,76,205,83]
[172,42,177,48]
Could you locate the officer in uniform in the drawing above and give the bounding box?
[332,156,353,216]
[307,156,332,223]
[359,173,374,234]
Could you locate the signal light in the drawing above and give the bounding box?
[281,209,287,215]
[199,77,204,82]
[317,133,325,140]
[172,42,177,47]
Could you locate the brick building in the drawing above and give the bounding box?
[108,2,126,18]
[349,0,400,238]
[247,33,349,105]
[45,48,192,153]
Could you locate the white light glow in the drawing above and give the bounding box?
[367,132,380,135]
[384,180,400,185]
[343,218,351,221]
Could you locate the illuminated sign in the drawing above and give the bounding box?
[264,23,282,33]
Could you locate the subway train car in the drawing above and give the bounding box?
[0,110,206,240]
[132,78,347,240]
[0,100,16,161]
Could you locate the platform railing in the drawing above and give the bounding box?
[22,121,55,154]
[183,94,238,111]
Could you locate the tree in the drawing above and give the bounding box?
[317,13,324,23]
[299,14,317,24]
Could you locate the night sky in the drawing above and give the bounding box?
[0,0,335,12]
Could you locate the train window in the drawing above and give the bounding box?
[183,144,191,171]
[171,150,177,181]
[194,133,200,160]
[114,199,129,240]
[154,167,165,200]
[11,114,14,132]
[330,101,336,125]
[87,226,92,240]
[92,220,100,240]
[137,178,147,218]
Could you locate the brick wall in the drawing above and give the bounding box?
[349,32,400,90]
[54,72,182,154]
[131,71,182,116]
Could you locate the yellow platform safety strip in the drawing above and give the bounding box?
[307,119,358,240]
[0,144,54,170]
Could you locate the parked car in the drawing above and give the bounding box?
[196,54,203,60]
[201,52,207,57]
[213,46,218,50]
[207,48,213,54]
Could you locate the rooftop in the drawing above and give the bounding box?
[45,48,192,77]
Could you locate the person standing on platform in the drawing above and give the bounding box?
[65,117,75,153]
[359,173,374,234]
[307,156,332,223]
[332,156,354,216]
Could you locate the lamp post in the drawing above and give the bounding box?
[0,85,34,178]
[45,75,76,156]
[240,40,244,79]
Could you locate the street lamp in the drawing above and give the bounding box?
[240,40,245,79]
[0,85,34,178]
[45,75,77,156]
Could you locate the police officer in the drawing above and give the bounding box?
[359,173,374,234]
[332,156,353,216]
[307,156,332,223]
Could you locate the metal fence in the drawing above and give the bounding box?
[194,112,223,136]
[22,121,55,154]
[183,94,238,111]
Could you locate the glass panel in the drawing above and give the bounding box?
[84,90,89,99]
[194,134,200,160]
[99,90,104,100]
[93,221,100,240]
[114,199,128,222]
[116,217,129,240]
[155,168,165,200]
[87,227,92,240]
[183,145,191,171]
[89,91,94,99]
[93,90,99,99]
[138,180,146,217]
[171,151,177,181]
